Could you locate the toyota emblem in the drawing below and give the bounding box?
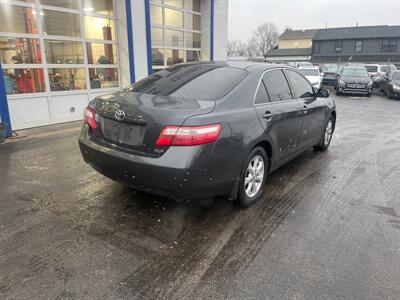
[115,109,126,121]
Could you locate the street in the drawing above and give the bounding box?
[0,94,399,299]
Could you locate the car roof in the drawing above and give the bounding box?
[298,66,319,70]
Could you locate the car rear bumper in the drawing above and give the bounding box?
[78,125,238,201]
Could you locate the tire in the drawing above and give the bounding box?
[237,147,268,207]
[367,92,372,97]
[314,116,334,151]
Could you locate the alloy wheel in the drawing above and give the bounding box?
[244,155,265,198]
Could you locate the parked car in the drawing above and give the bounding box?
[364,64,397,88]
[336,66,373,96]
[298,67,322,89]
[320,64,339,86]
[296,62,313,68]
[79,62,335,207]
[380,70,400,99]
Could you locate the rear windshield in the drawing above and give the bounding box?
[342,68,368,77]
[392,72,400,80]
[365,65,378,72]
[321,64,338,73]
[127,64,247,101]
[299,69,320,76]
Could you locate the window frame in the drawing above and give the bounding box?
[335,40,342,53]
[253,68,295,106]
[0,0,121,98]
[150,0,202,70]
[355,40,363,53]
[381,38,397,53]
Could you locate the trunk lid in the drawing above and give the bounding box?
[91,91,215,157]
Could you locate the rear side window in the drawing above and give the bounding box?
[254,80,270,104]
[263,70,292,102]
[365,65,378,72]
[128,64,247,101]
[285,70,314,99]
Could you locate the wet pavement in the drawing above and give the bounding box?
[0,94,400,299]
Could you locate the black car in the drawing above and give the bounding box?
[336,67,373,96]
[79,62,335,207]
[380,70,400,99]
[320,64,339,86]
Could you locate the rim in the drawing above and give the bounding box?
[324,120,333,145]
[244,155,265,198]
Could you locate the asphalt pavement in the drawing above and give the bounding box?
[0,94,399,299]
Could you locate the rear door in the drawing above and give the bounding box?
[253,69,302,163]
[285,68,326,148]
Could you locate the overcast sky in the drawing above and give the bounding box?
[228,0,400,41]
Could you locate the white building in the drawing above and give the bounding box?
[0,0,229,131]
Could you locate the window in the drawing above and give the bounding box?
[40,0,80,10]
[84,16,115,40]
[164,0,183,8]
[355,40,362,53]
[185,32,201,48]
[186,50,201,62]
[45,40,83,64]
[285,70,314,99]
[128,65,247,101]
[380,65,391,73]
[335,40,342,52]
[166,49,183,65]
[165,30,184,48]
[184,13,201,31]
[152,48,164,65]
[313,42,320,54]
[263,70,292,102]
[150,1,202,70]
[42,10,80,37]
[365,65,378,72]
[382,39,397,52]
[150,5,163,26]
[254,80,270,104]
[185,0,201,12]
[83,0,114,16]
[0,1,120,95]
[3,68,46,94]
[86,43,117,64]
[0,37,42,64]
[89,68,118,89]
[0,5,38,34]
[165,8,183,28]
[341,68,368,77]
[48,68,86,91]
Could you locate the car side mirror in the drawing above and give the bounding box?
[317,88,330,98]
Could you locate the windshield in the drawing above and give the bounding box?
[299,69,320,76]
[321,64,338,73]
[342,68,368,77]
[127,64,247,101]
[392,72,400,80]
[365,65,378,72]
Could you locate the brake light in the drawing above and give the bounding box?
[156,124,222,147]
[84,107,97,129]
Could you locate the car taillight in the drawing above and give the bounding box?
[156,124,222,147]
[84,107,97,129]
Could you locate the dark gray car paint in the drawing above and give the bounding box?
[79,62,336,201]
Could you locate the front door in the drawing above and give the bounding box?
[284,69,327,148]
[253,69,302,163]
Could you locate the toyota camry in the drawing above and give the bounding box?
[79,62,336,207]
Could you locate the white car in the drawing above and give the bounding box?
[298,67,322,89]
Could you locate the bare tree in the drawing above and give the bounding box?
[227,40,248,56]
[251,22,279,56]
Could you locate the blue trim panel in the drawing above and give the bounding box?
[0,63,12,136]
[125,0,136,83]
[144,0,153,75]
[210,0,215,61]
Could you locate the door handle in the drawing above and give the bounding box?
[262,111,273,120]
[302,104,309,114]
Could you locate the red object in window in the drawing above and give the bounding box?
[156,124,222,147]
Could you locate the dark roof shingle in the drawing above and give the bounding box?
[313,25,400,40]
[280,29,320,40]
[265,48,312,57]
